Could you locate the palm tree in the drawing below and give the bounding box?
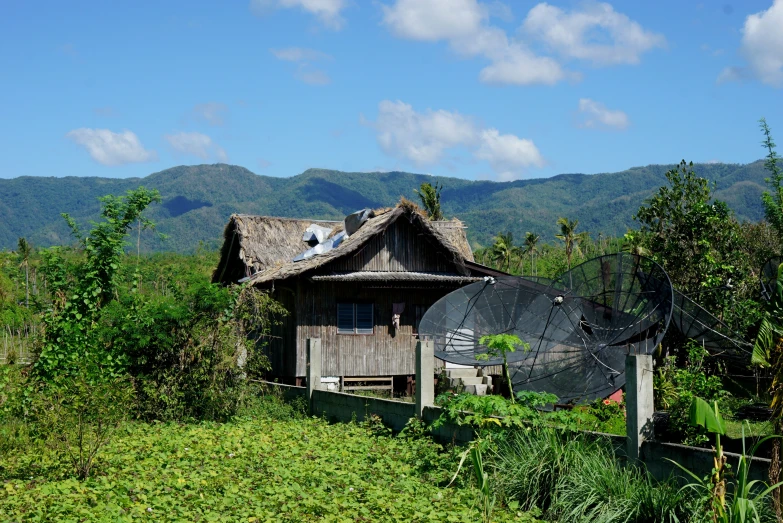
[554,217,585,272]
[491,231,520,272]
[414,182,444,220]
[523,232,540,276]
[17,237,31,308]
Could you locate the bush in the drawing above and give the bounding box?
[31,375,133,479]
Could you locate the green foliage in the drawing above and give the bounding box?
[635,160,744,294]
[654,344,728,445]
[30,375,133,479]
[492,428,690,522]
[478,333,530,403]
[0,402,538,522]
[759,118,783,239]
[35,187,162,382]
[669,398,782,523]
[414,181,444,220]
[490,232,522,272]
[554,217,587,271]
[0,161,774,254]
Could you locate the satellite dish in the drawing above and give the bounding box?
[419,253,674,403]
[670,289,751,361]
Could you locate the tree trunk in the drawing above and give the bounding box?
[25,265,29,308]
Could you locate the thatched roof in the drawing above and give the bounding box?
[430,219,474,261]
[213,200,476,285]
[241,201,472,285]
[213,215,340,283]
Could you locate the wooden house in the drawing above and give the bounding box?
[213,200,503,391]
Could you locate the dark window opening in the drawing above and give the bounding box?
[337,303,374,334]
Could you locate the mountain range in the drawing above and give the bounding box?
[0,160,770,253]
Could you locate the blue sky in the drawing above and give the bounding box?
[1,0,782,181]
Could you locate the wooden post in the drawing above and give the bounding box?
[415,340,434,418]
[626,352,654,463]
[306,338,322,415]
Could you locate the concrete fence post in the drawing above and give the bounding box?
[415,340,434,418]
[626,352,654,462]
[306,338,322,415]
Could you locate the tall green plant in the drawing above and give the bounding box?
[669,397,783,523]
[415,181,444,221]
[523,232,540,275]
[491,232,521,272]
[477,334,530,404]
[760,118,783,240]
[16,238,32,308]
[554,217,585,272]
[35,187,161,382]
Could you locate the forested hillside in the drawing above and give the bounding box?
[0,160,768,252]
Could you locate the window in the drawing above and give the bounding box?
[337,303,374,334]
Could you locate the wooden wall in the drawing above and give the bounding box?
[324,215,459,273]
[294,282,460,376]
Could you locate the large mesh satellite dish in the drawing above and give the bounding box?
[419,253,674,403]
[670,289,751,361]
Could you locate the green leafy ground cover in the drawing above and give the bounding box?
[0,406,539,522]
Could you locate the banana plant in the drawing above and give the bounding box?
[751,262,783,520]
[668,397,783,523]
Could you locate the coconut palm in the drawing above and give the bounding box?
[17,237,31,308]
[414,182,444,221]
[554,217,585,272]
[491,231,520,272]
[522,232,540,276]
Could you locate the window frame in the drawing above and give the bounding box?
[336,302,375,335]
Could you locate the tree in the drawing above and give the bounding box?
[634,160,744,297]
[523,232,540,275]
[35,187,161,382]
[17,238,32,308]
[554,217,585,272]
[491,232,520,272]
[415,182,444,221]
[760,118,783,241]
[477,333,530,404]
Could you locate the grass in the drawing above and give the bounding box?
[0,396,539,522]
[490,428,693,523]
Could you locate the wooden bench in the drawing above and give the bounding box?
[340,376,394,395]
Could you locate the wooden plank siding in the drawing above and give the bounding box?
[323,215,459,273]
[294,282,459,376]
[261,215,502,379]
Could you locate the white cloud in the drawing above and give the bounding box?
[577,98,629,130]
[191,102,229,126]
[165,132,228,162]
[475,129,545,180]
[66,128,157,166]
[382,0,487,41]
[373,100,476,165]
[722,0,783,87]
[479,45,568,85]
[381,0,663,86]
[270,47,332,62]
[250,0,346,30]
[522,2,666,66]
[367,100,543,179]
